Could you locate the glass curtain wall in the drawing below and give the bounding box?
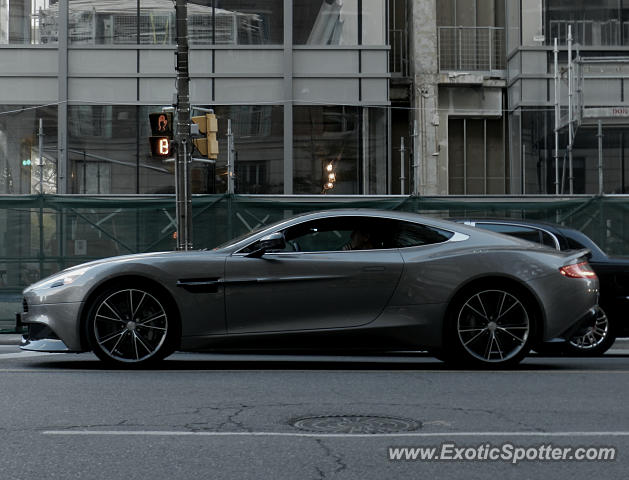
[0,0,57,44]
[209,105,284,194]
[448,117,507,194]
[68,105,284,194]
[518,108,629,194]
[0,104,57,194]
[66,0,283,45]
[293,0,384,45]
[545,0,629,46]
[294,106,360,194]
[293,106,388,195]
[1,0,388,196]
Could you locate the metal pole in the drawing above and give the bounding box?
[38,118,44,194]
[38,118,44,279]
[412,119,419,195]
[568,25,574,194]
[175,0,192,250]
[227,119,234,194]
[400,136,405,194]
[554,38,560,195]
[522,144,526,194]
[598,120,604,195]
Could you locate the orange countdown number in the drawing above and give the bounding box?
[159,138,169,155]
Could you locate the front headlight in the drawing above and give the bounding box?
[38,267,91,289]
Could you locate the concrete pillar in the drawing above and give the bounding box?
[411,0,443,195]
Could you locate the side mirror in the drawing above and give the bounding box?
[245,232,286,258]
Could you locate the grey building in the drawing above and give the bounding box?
[0,0,390,196]
[405,0,508,196]
[507,0,629,194]
[404,0,629,196]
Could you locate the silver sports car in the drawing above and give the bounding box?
[18,210,599,368]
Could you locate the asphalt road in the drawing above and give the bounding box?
[1,343,629,479]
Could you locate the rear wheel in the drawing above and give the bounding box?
[445,286,535,367]
[86,285,178,367]
[535,307,615,357]
[566,306,615,356]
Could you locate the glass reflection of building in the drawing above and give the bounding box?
[508,0,629,194]
[0,0,389,195]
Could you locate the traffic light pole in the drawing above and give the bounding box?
[175,0,192,250]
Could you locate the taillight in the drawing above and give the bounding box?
[559,261,597,279]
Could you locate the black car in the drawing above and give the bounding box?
[458,219,629,356]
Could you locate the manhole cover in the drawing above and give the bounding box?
[291,415,421,434]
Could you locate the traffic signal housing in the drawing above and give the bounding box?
[191,113,218,160]
[148,112,173,158]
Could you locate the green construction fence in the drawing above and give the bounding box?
[1,194,628,327]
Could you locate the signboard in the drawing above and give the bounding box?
[583,107,629,118]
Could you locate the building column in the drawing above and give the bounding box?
[283,0,293,194]
[411,0,444,195]
[57,0,68,194]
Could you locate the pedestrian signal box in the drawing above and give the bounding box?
[149,112,173,158]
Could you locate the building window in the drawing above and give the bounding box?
[293,106,388,195]
[448,118,507,194]
[518,108,629,194]
[0,0,57,44]
[294,106,359,194]
[545,0,629,46]
[0,105,57,194]
[65,0,283,45]
[293,0,359,45]
[209,105,283,194]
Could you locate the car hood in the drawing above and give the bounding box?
[26,250,220,292]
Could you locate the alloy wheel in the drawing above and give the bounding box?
[92,288,169,363]
[568,307,609,351]
[456,289,530,363]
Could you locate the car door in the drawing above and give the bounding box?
[224,216,404,334]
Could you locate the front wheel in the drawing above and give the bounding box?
[445,286,535,367]
[86,286,178,367]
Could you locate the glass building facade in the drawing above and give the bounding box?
[0,0,390,195]
[507,0,629,194]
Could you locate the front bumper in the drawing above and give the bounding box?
[18,300,85,352]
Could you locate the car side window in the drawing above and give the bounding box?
[476,223,542,245]
[390,221,453,248]
[283,217,383,252]
[240,217,455,254]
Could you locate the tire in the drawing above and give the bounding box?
[565,307,615,356]
[86,284,178,367]
[445,285,536,368]
[536,307,615,357]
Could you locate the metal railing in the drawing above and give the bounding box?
[389,28,409,77]
[438,26,506,74]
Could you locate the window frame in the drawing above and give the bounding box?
[234,215,459,255]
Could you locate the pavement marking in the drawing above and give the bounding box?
[3,368,629,374]
[42,430,629,438]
